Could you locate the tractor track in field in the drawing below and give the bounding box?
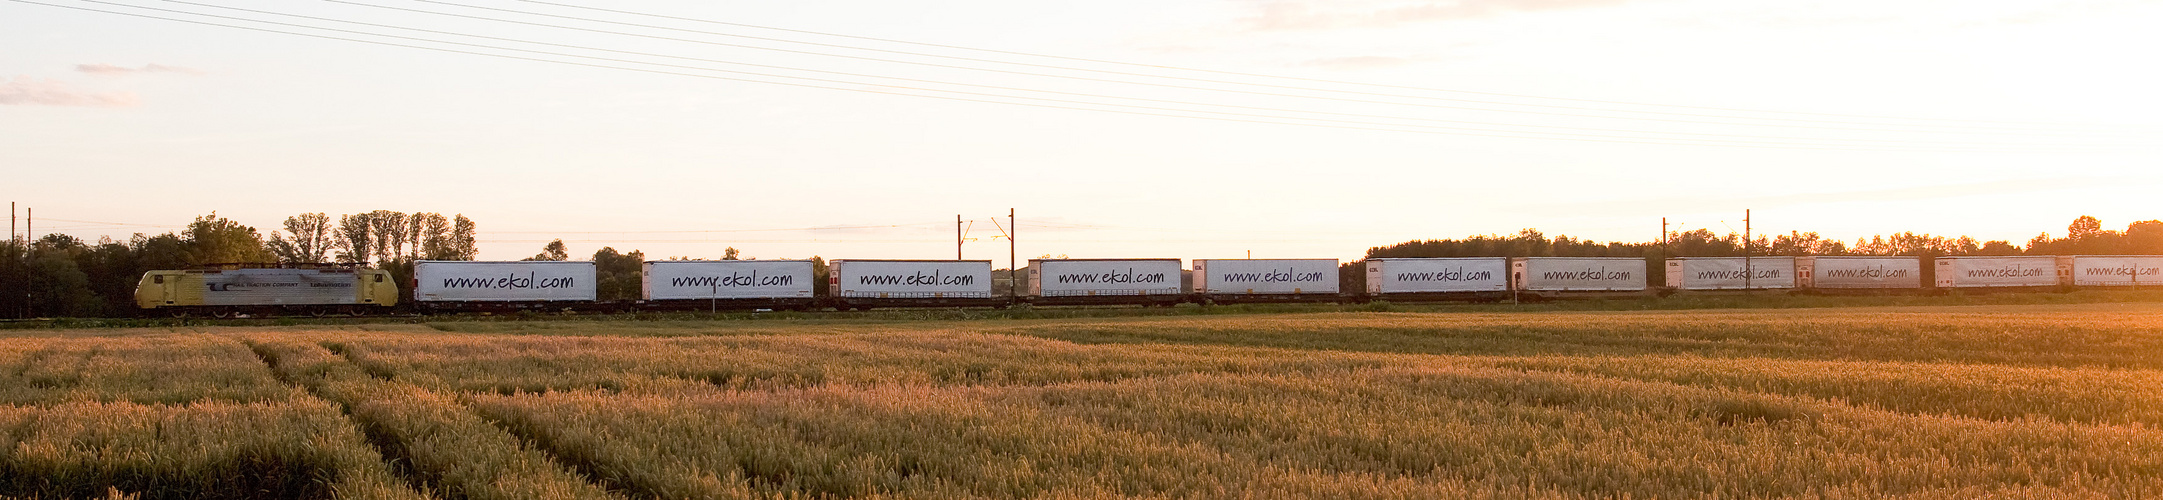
[239,338,442,500]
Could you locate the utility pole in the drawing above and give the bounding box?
[1008,208,1017,299]
[955,214,963,260]
[22,207,30,319]
[1743,209,1753,291]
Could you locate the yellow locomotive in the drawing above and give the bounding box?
[135,264,399,318]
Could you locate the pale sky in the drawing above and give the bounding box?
[5,0,2159,264]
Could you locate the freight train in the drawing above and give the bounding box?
[135,255,2163,317]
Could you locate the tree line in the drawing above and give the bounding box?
[5,214,2158,318]
[1,211,477,318]
[1343,215,2163,291]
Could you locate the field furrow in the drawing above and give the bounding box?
[247,338,621,500]
[4,304,2161,498]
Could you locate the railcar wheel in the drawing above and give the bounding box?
[167,309,190,319]
[346,307,367,317]
[309,307,330,318]
[210,309,234,319]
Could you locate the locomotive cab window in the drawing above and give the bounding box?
[375,274,385,282]
[153,275,164,284]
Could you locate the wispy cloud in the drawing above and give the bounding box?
[1243,0,1635,31]
[76,63,206,76]
[0,76,139,107]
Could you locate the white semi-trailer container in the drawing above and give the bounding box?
[1025,259,1185,305]
[2070,256,2163,287]
[1664,257,1797,291]
[1934,256,2066,289]
[1192,259,1339,303]
[414,260,597,309]
[828,259,1000,309]
[1363,258,1509,300]
[641,260,816,309]
[1508,257,1649,296]
[1795,256,1923,290]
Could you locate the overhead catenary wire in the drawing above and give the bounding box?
[331,0,2149,138]
[127,0,2115,148]
[480,221,955,235]
[510,0,2153,131]
[19,0,2132,152]
[429,0,2148,134]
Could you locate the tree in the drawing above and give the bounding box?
[2128,220,2163,255]
[368,210,407,264]
[2069,215,2104,242]
[268,212,334,263]
[447,214,479,260]
[526,240,569,261]
[130,233,190,271]
[414,213,454,260]
[27,251,98,317]
[723,247,740,260]
[592,247,645,301]
[1976,240,2022,256]
[184,213,274,265]
[74,237,142,316]
[0,240,24,318]
[336,212,374,264]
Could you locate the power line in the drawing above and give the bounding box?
[350,0,2145,136]
[26,0,2125,152]
[133,0,2114,148]
[35,217,184,228]
[468,0,2154,134]
[479,221,954,235]
[511,0,2153,131]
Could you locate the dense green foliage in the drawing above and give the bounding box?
[2,211,478,318]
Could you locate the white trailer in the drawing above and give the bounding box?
[1192,259,1339,303]
[2070,256,2163,287]
[641,260,816,309]
[1795,256,1923,290]
[1363,258,1509,300]
[414,261,597,310]
[1508,257,1649,296]
[828,259,1000,308]
[1934,256,2066,289]
[1025,259,1185,305]
[1664,257,1797,291]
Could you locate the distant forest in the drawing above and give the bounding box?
[1,213,2156,318]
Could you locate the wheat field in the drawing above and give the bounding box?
[4,302,2162,499]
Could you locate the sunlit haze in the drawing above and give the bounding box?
[5,0,2159,264]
